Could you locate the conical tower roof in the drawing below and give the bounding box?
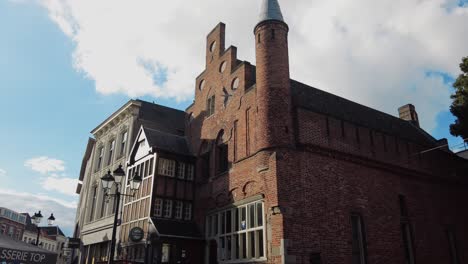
[258,0,284,23]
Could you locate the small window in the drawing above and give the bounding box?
[177,162,186,179]
[351,213,367,264]
[164,200,173,218]
[120,131,128,156]
[184,203,192,220]
[217,143,228,174]
[158,158,176,177]
[175,201,183,219]
[219,61,227,73]
[207,95,215,117]
[401,223,415,264]
[187,164,194,181]
[107,140,115,165]
[447,229,460,264]
[232,77,240,90]
[154,199,163,217]
[96,147,104,171]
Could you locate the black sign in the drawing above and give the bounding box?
[0,247,57,264]
[67,238,81,249]
[129,227,144,242]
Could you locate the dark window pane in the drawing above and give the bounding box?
[221,212,226,234]
[257,203,263,226]
[234,234,239,259]
[258,230,264,257]
[214,215,218,235]
[226,210,232,233]
[234,209,239,232]
[250,231,255,258]
[249,204,255,228]
[241,233,247,258]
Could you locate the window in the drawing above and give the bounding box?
[201,152,210,179]
[161,244,171,263]
[175,201,183,219]
[187,164,194,181]
[207,95,215,117]
[164,200,173,218]
[447,229,460,264]
[184,203,192,220]
[100,189,107,218]
[108,140,115,165]
[0,224,6,235]
[233,121,238,161]
[401,223,415,264]
[207,201,265,262]
[120,131,128,156]
[217,144,228,174]
[158,159,176,177]
[177,162,186,179]
[96,147,104,171]
[89,186,98,221]
[351,213,367,264]
[148,157,154,176]
[232,78,240,90]
[8,226,14,237]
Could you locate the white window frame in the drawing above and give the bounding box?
[164,200,173,218]
[120,131,128,156]
[206,201,265,263]
[177,162,186,179]
[158,158,176,177]
[154,199,163,217]
[108,140,115,165]
[184,203,192,220]
[175,201,183,219]
[187,164,194,181]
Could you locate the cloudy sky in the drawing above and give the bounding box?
[1,0,467,236]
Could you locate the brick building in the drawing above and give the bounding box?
[76,0,468,263]
[0,207,26,240]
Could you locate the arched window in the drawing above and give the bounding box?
[216,130,228,174]
[207,95,215,117]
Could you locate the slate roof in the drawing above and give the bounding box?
[151,218,202,239]
[143,127,191,156]
[258,0,284,24]
[137,100,186,136]
[291,80,438,147]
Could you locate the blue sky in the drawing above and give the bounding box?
[0,0,467,236]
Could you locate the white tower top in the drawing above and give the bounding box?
[258,0,284,23]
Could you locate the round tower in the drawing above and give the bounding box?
[254,0,294,150]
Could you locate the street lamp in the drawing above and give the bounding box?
[31,211,55,246]
[101,165,142,264]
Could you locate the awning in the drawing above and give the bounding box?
[0,235,57,264]
[150,218,202,240]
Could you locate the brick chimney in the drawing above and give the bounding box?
[398,104,420,127]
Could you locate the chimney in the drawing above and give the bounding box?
[398,104,420,127]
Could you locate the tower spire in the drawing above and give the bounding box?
[258,0,284,24]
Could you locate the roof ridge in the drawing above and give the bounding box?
[143,126,187,139]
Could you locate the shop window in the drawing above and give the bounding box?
[206,201,265,262]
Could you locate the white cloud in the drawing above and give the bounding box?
[0,189,77,236]
[36,0,468,131]
[25,156,66,174]
[0,169,6,178]
[41,176,78,196]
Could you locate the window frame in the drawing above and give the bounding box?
[206,200,265,262]
[158,158,176,177]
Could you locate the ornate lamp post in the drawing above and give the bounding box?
[31,211,55,246]
[101,165,142,264]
